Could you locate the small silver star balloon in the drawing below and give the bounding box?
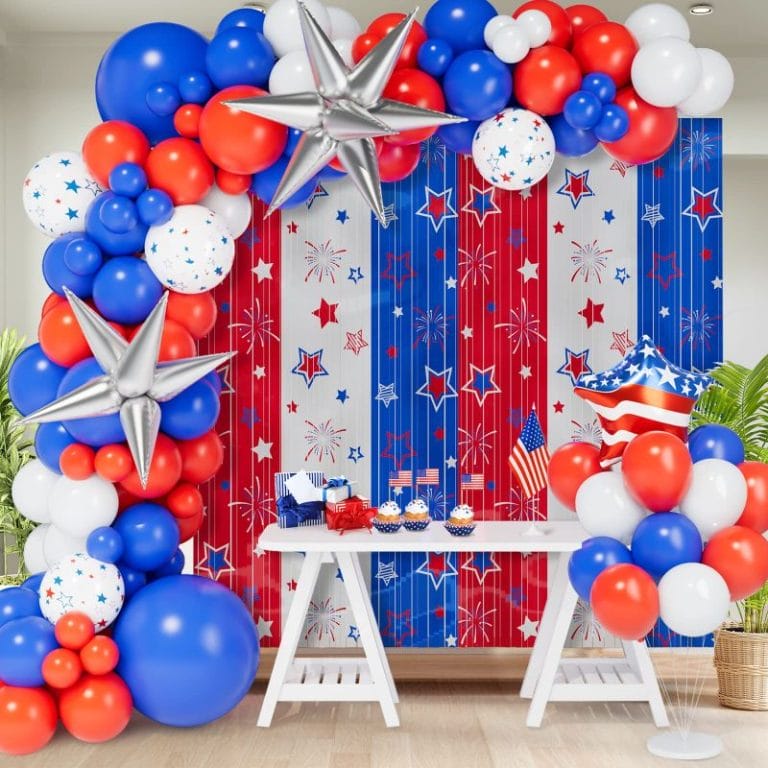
[22,289,233,487]
[227,4,465,225]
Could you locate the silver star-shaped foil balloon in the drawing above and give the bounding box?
[227,5,465,225]
[21,289,233,487]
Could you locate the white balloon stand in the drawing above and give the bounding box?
[647,732,722,761]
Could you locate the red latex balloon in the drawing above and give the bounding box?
[80,637,120,676]
[216,168,252,195]
[546,442,603,511]
[514,45,582,116]
[145,137,214,205]
[117,487,141,512]
[383,69,445,145]
[59,673,132,744]
[0,686,58,755]
[703,526,768,601]
[55,612,95,651]
[165,482,204,520]
[199,85,287,175]
[378,142,421,182]
[120,433,183,499]
[565,4,607,39]
[571,21,638,87]
[514,0,573,48]
[42,648,83,689]
[166,291,218,339]
[95,443,133,483]
[158,319,196,361]
[38,302,91,367]
[177,506,204,543]
[82,120,150,188]
[736,462,768,533]
[601,86,678,165]
[41,292,66,317]
[366,14,427,69]
[59,444,96,481]
[621,431,692,512]
[178,430,225,484]
[173,103,203,139]
[591,564,660,641]
[351,32,380,64]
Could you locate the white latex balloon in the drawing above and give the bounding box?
[631,37,702,107]
[48,475,119,539]
[23,524,49,575]
[145,205,236,294]
[333,38,355,68]
[677,48,735,116]
[680,459,747,541]
[658,563,730,637]
[625,3,690,46]
[575,472,648,543]
[43,525,86,568]
[516,9,552,48]
[11,459,59,524]
[269,50,317,96]
[483,15,515,48]
[264,0,332,58]
[327,6,361,41]
[200,184,252,239]
[492,24,530,64]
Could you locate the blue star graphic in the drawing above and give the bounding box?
[65,208,79,220]
[336,568,344,582]
[498,145,509,157]
[415,186,457,233]
[336,389,349,403]
[508,228,526,248]
[348,446,364,463]
[306,182,329,209]
[348,625,360,642]
[556,168,594,209]
[240,407,260,427]
[239,226,260,247]
[53,576,63,585]
[507,407,524,427]
[614,267,630,284]
[603,209,615,224]
[347,266,364,284]
[461,552,501,585]
[58,158,72,166]
[336,209,349,223]
[32,190,41,199]
[64,179,82,192]
[97,593,107,604]
[198,543,234,580]
[507,587,526,607]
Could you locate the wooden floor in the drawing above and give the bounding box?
[12,656,768,768]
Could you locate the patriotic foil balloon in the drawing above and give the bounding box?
[574,335,712,466]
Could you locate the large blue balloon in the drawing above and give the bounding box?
[688,425,745,465]
[424,0,497,54]
[8,343,67,416]
[95,23,209,144]
[568,537,633,602]
[0,588,42,630]
[443,50,512,121]
[34,422,76,473]
[114,575,259,726]
[160,379,220,440]
[206,27,275,90]
[437,120,478,155]
[86,192,148,256]
[0,616,58,687]
[42,233,96,298]
[21,573,45,594]
[549,114,599,157]
[251,158,318,208]
[631,512,703,582]
[114,503,180,572]
[92,256,163,324]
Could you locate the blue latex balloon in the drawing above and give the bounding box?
[86,192,148,255]
[95,22,209,144]
[0,588,42,630]
[98,194,140,234]
[146,82,182,117]
[42,233,96,297]
[204,370,223,396]
[34,422,76,473]
[443,50,512,121]
[631,512,703,581]
[114,503,181,572]
[549,114,599,157]
[63,236,103,276]
[424,0,497,54]
[118,563,148,600]
[178,71,214,104]
[251,158,318,208]
[563,90,602,130]
[318,164,346,180]
[160,380,220,440]
[92,256,163,324]
[8,343,67,416]
[688,425,745,465]
[283,128,303,157]
[438,119,479,155]
[568,537,633,602]
[0,616,58,687]
[58,358,125,446]
[109,162,148,198]
[206,27,275,90]
[136,188,174,227]
[418,38,454,77]
[150,548,186,580]
[21,573,45,594]
[581,72,616,105]
[594,104,629,143]
[216,7,266,35]
[87,526,125,564]
[114,575,259,726]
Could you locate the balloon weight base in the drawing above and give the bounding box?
[647,732,722,761]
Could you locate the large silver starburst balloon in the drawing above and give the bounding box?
[22,289,233,487]
[227,5,465,225]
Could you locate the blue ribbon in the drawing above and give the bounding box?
[325,476,349,488]
[276,493,325,527]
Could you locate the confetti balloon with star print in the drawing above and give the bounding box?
[39,553,124,632]
[471,108,555,191]
[145,204,235,294]
[22,152,103,237]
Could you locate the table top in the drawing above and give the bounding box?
[258,520,588,554]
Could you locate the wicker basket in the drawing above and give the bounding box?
[714,623,768,711]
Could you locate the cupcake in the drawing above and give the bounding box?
[445,504,476,536]
[403,498,430,531]
[373,501,402,533]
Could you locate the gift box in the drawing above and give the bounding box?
[274,471,326,528]
[325,496,376,534]
[276,493,326,529]
[320,476,356,504]
[274,470,324,501]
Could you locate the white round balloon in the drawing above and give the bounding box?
[12,459,59,524]
[200,184,252,238]
[516,9,552,48]
[492,24,530,64]
[23,524,50,575]
[625,3,690,47]
[43,525,87,568]
[22,151,102,238]
[472,109,555,191]
[145,205,236,294]
[679,458,747,541]
[575,472,648,543]
[269,50,317,96]
[631,37,702,107]
[327,5,361,41]
[677,48,734,116]
[658,562,730,637]
[483,15,514,48]
[48,475,119,539]
[333,39,355,68]
[39,552,124,632]
[264,0,332,58]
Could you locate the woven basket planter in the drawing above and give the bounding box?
[714,623,768,711]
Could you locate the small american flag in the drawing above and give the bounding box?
[460,473,485,491]
[388,470,413,487]
[508,409,550,499]
[415,468,439,485]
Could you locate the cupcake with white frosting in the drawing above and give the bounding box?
[373,500,403,533]
[445,503,476,536]
[403,498,430,531]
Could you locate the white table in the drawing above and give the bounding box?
[256,521,668,729]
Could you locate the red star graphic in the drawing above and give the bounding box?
[558,349,592,384]
[434,247,444,261]
[700,248,712,261]
[578,298,605,328]
[433,427,444,440]
[98,619,107,628]
[434,606,445,618]
[553,221,564,234]
[386,346,398,359]
[553,401,565,413]
[45,588,54,599]
[287,579,297,591]
[286,401,298,413]
[494,112,504,122]
[381,609,415,646]
[691,190,716,219]
[428,553,449,577]
[287,221,298,234]
[653,166,665,179]
[427,192,446,219]
[311,298,339,328]
[501,172,511,183]
[292,348,328,388]
[647,251,683,290]
[381,251,416,290]
[380,431,416,471]
[427,373,446,399]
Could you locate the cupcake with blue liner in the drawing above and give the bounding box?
[403,498,430,531]
[373,500,403,533]
[445,504,476,536]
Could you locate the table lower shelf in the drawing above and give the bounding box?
[549,658,651,702]
[280,657,383,702]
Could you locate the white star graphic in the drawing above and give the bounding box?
[393,305,404,318]
[256,615,273,639]
[639,343,655,358]
[461,325,473,339]
[445,455,457,469]
[393,486,403,496]
[254,546,266,558]
[253,437,273,461]
[445,634,457,647]
[518,615,539,641]
[657,365,679,389]
[445,276,457,289]
[519,185,533,200]
[254,365,266,378]
[252,258,273,282]
[659,306,670,318]
[712,276,723,289]
[519,365,532,379]
[517,258,538,283]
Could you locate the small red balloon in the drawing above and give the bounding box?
[736,461,768,533]
[158,319,196,361]
[703,525,768,601]
[42,648,83,689]
[178,430,225,484]
[514,0,573,48]
[82,120,150,188]
[59,443,96,480]
[383,69,445,145]
[38,302,91,367]
[367,14,427,69]
[41,292,66,317]
[59,673,132,744]
[547,442,603,511]
[166,291,218,339]
[55,612,95,651]
[145,137,214,205]
[216,168,252,195]
[80,636,120,676]
[591,564,660,641]
[571,21,638,88]
[0,686,58,755]
[351,32,380,64]
[514,45,582,116]
[378,142,421,182]
[165,482,205,520]
[177,506,204,544]
[565,4,607,39]
[173,103,203,139]
[120,433,183,499]
[95,443,134,483]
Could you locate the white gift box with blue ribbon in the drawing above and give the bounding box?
[321,476,357,504]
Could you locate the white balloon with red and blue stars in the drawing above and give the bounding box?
[472,108,555,191]
[145,204,236,294]
[22,151,103,237]
[39,552,124,632]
